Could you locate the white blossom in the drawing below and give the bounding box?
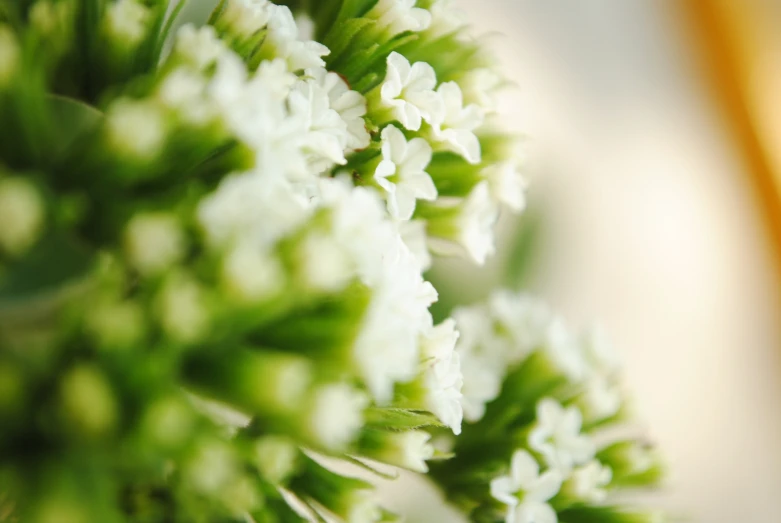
[105,0,150,44]
[430,81,484,164]
[263,4,329,71]
[374,125,436,220]
[490,450,562,523]
[197,171,310,250]
[529,398,595,475]
[428,181,498,265]
[398,219,432,271]
[460,67,504,111]
[374,431,435,473]
[289,76,350,171]
[483,161,527,212]
[566,460,612,503]
[319,179,437,402]
[173,24,227,71]
[307,384,368,450]
[256,58,298,100]
[306,67,370,151]
[297,232,353,292]
[157,68,217,126]
[452,305,506,422]
[420,319,464,434]
[488,291,552,364]
[579,376,622,423]
[366,0,432,38]
[309,383,369,449]
[220,0,271,38]
[221,240,285,302]
[427,0,467,39]
[541,318,590,382]
[376,52,444,131]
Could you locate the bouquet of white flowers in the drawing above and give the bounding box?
[0,0,665,521]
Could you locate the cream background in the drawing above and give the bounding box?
[383,1,781,521]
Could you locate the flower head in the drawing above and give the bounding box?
[374,125,437,219]
[490,450,562,523]
[529,399,596,474]
[375,52,444,131]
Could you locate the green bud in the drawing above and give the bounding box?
[253,435,301,485]
[85,298,146,350]
[0,177,46,256]
[141,395,195,449]
[124,212,187,277]
[60,364,118,438]
[0,26,19,87]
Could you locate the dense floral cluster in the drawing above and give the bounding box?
[430,293,665,523]
[0,0,662,522]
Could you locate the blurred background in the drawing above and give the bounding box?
[383,0,781,522]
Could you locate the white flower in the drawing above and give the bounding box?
[398,219,432,271]
[542,318,590,382]
[105,0,150,44]
[490,450,562,523]
[376,52,444,131]
[220,0,271,38]
[460,68,504,111]
[582,325,621,376]
[307,384,368,450]
[374,125,436,220]
[256,58,298,100]
[579,376,622,423]
[221,240,285,302]
[197,171,310,250]
[420,319,464,435]
[488,292,552,364]
[263,5,329,71]
[297,232,353,292]
[319,179,438,402]
[306,67,370,151]
[427,0,467,39]
[174,24,226,70]
[366,0,432,38]
[430,81,484,164]
[566,460,612,503]
[429,181,498,265]
[157,68,217,126]
[289,77,350,170]
[483,161,527,212]
[458,181,499,264]
[529,398,595,474]
[452,305,506,422]
[372,431,435,473]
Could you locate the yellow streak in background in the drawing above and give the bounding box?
[679,0,781,268]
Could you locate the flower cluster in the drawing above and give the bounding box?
[0,0,662,522]
[428,291,666,523]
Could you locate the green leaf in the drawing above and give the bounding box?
[364,407,446,431]
[48,95,103,162]
[0,232,96,320]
